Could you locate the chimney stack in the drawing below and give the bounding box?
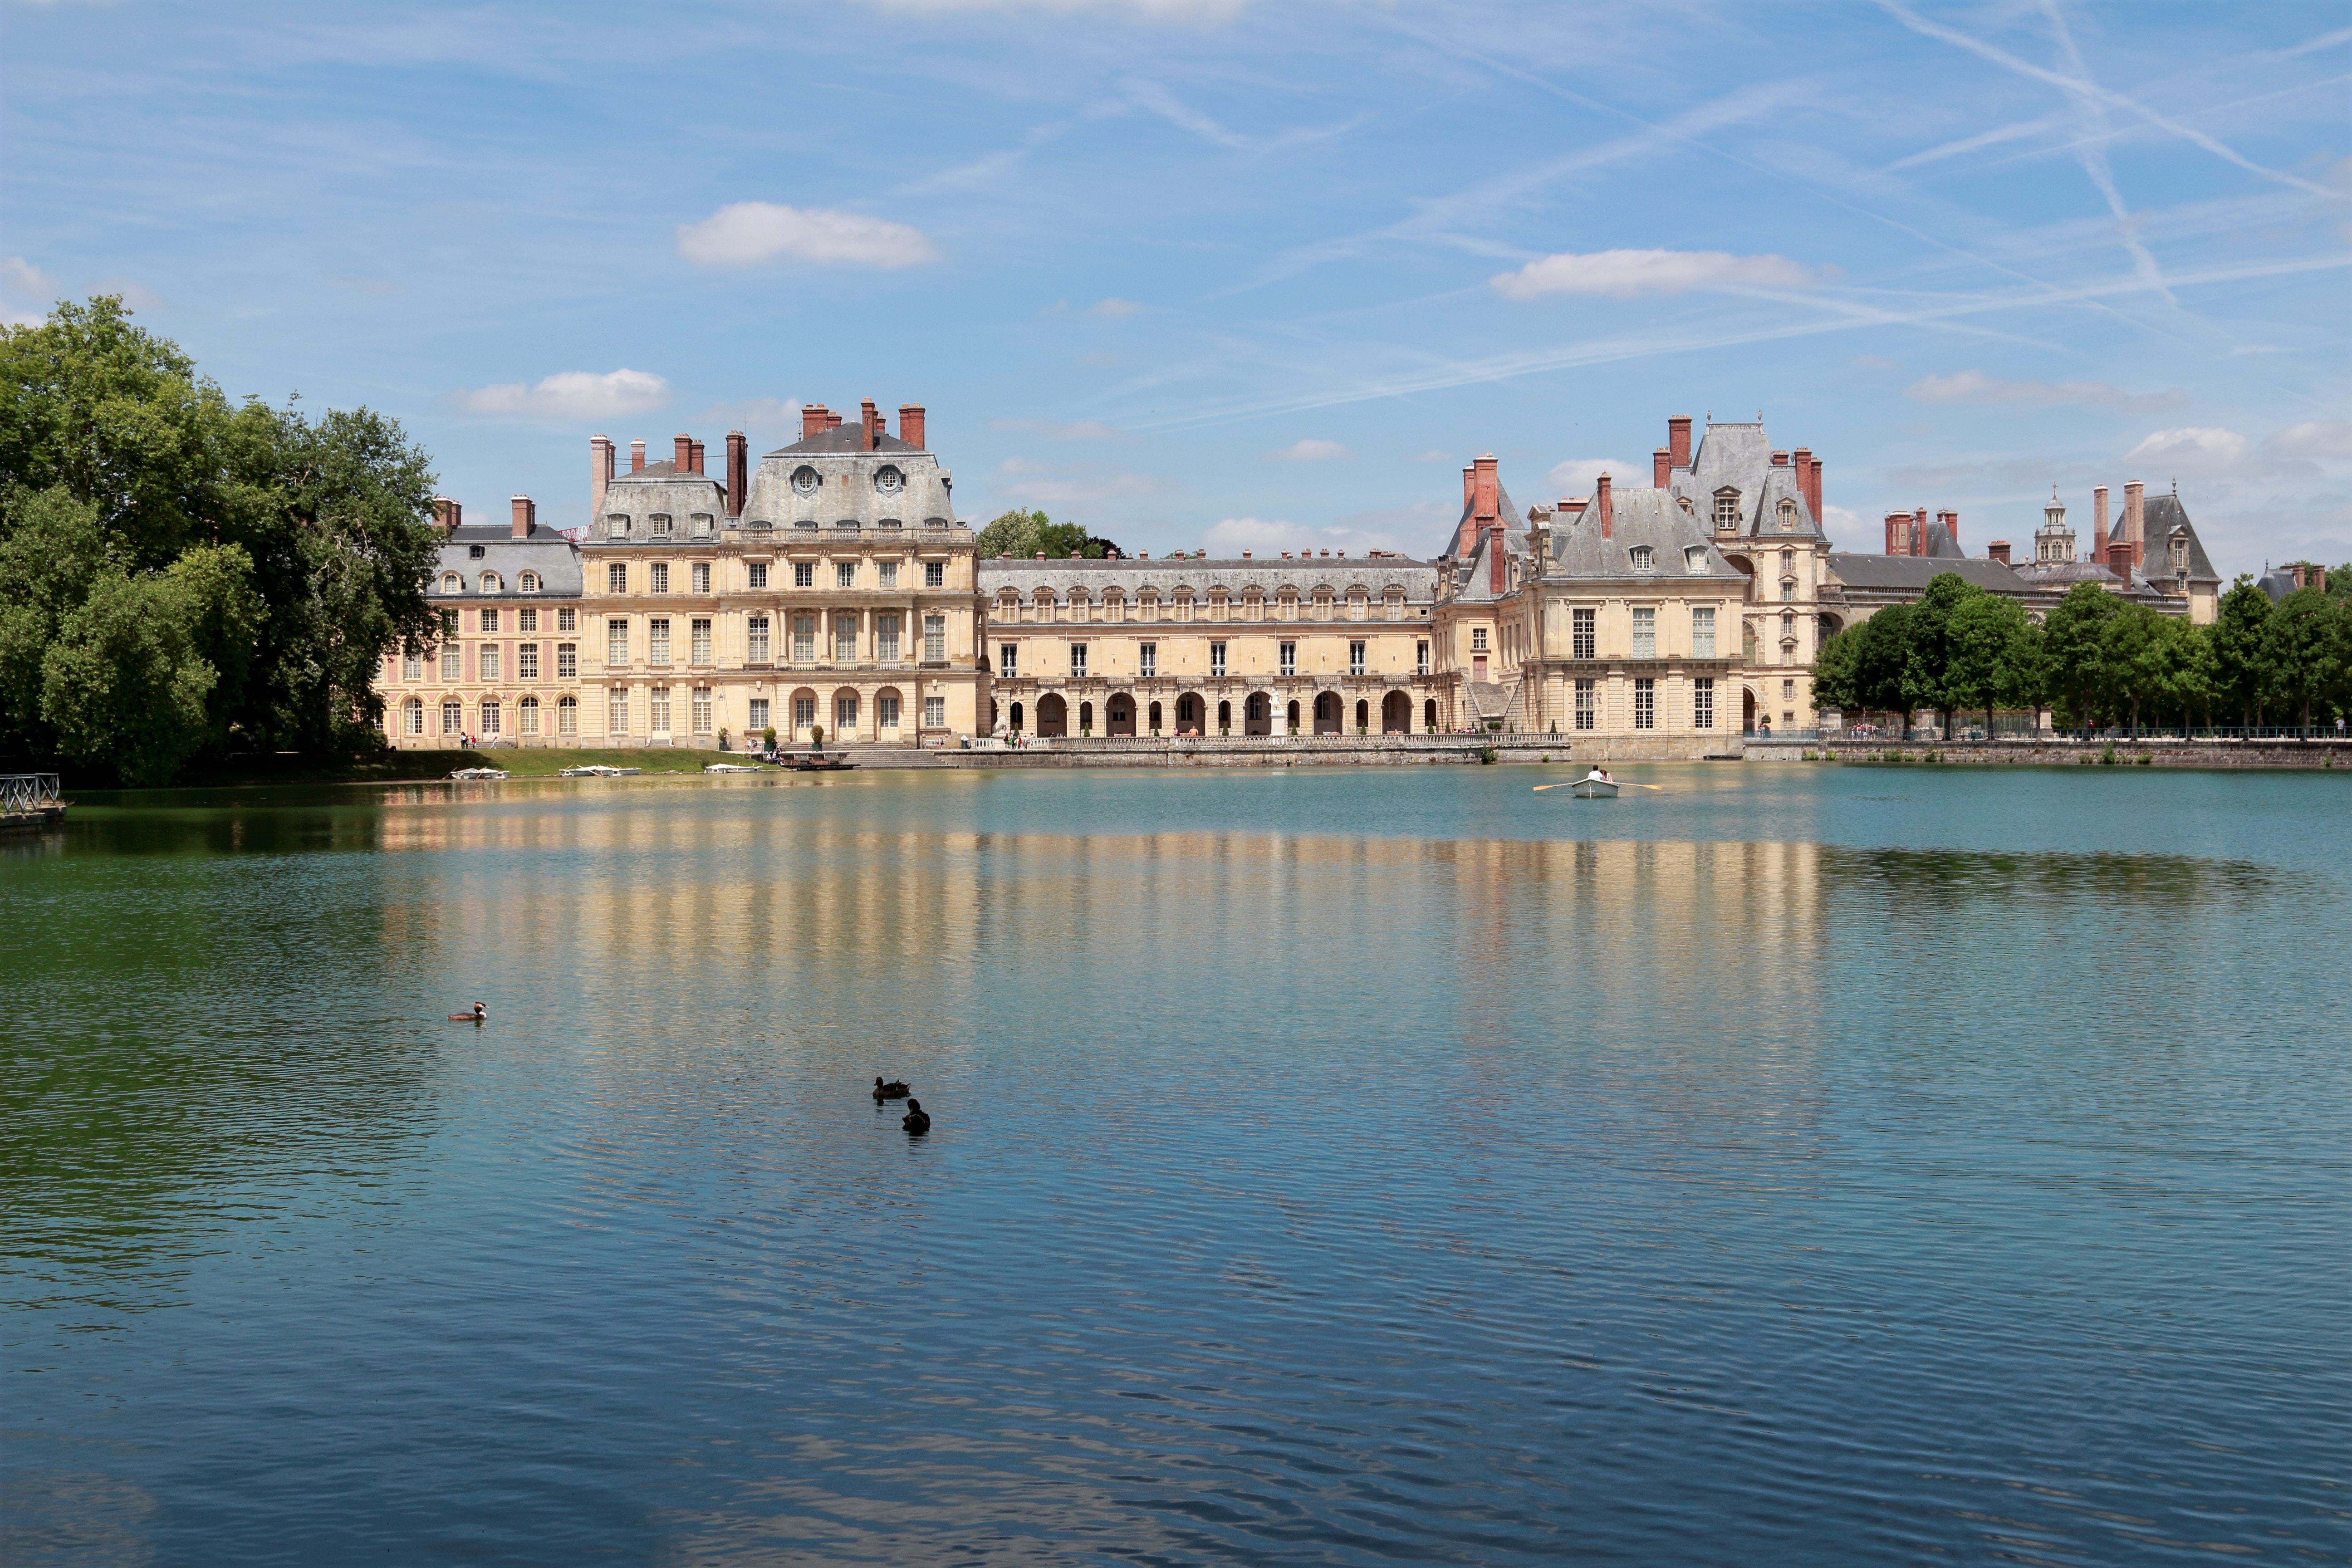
[2292,564,2307,591]
[1804,453,1823,522]
[725,431,747,518]
[2123,480,2145,567]
[1560,497,1588,518]
[1913,507,1928,557]
[510,495,534,539]
[1937,510,1959,552]
[1884,511,1908,555]
[1458,465,1478,556]
[2091,485,2109,564]
[2317,566,2329,595]
[1987,539,2012,566]
[1667,416,1692,471]
[674,434,692,471]
[826,409,842,429]
[431,496,461,532]
[1597,472,1613,540]
[1771,450,1788,467]
[630,438,646,474]
[802,403,830,439]
[899,403,926,449]
[1473,454,1499,522]
[590,436,615,524]
[693,440,708,475]
[861,399,882,451]
[1654,447,1672,487]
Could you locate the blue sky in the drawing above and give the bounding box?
[8,0,2348,573]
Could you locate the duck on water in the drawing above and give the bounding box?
[872,1077,911,1102]
[448,1002,487,1023]
[902,1098,931,1135]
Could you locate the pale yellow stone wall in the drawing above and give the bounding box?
[381,598,593,748]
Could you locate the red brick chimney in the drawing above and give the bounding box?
[1654,447,1671,487]
[1803,452,1822,522]
[1667,416,1692,471]
[826,409,843,429]
[802,403,829,439]
[1456,466,1478,556]
[630,438,646,474]
[899,404,926,449]
[2318,566,2330,594]
[861,399,882,451]
[1473,454,1499,522]
[1596,472,1613,540]
[2123,480,2145,564]
[725,431,747,518]
[1912,507,1929,557]
[1884,511,1906,554]
[2292,564,2307,590]
[590,436,614,524]
[510,495,534,539]
[2091,485,2109,564]
[1987,539,2011,566]
[431,496,461,532]
[674,434,693,472]
[691,440,706,475]
[1560,497,1588,519]
[1771,450,1788,467]
[1937,510,1959,552]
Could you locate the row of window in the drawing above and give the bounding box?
[403,643,579,681]
[739,692,948,734]
[440,606,574,634]
[724,612,948,665]
[991,589,1413,626]
[439,570,549,595]
[1569,676,1719,731]
[402,694,578,737]
[601,559,948,595]
[995,638,1434,681]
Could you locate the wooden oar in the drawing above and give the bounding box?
[1531,779,1665,792]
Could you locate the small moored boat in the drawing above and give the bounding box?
[559,764,641,778]
[789,752,857,772]
[449,767,508,781]
[703,762,769,774]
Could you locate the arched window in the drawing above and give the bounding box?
[557,695,578,735]
[479,699,501,736]
[441,572,462,593]
[519,696,540,735]
[519,571,540,593]
[480,572,501,593]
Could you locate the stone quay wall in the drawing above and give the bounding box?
[937,733,1737,769]
[1788,739,2351,770]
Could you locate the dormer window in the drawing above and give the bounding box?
[606,513,631,538]
[468,544,486,559]
[2170,535,2188,573]
[1778,498,1798,531]
[650,513,672,539]
[691,513,714,537]
[1684,546,1708,573]
[1713,489,1741,531]
[480,572,501,593]
[441,572,462,593]
[519,571,540,593]
[791,466,821,496]
[874,465,904,495]
[1630,545,1656,571]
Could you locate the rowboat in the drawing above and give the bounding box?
[1570,773,1619,799]
[559,764,640,778]
[448,767,508,781]
[703,762,769,774]
[789,752,857,772]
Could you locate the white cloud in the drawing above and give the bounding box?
[1820,504,1866,550]
[2,256,58,299]
[676,203,940,269]
[695,397,803,442]
[457,369,671,420]
[1906,369,2185,410]
[2268,421,2352,461]
[992,456,1166,505]
[1088,297,1142,318]
[1492,248,1833,301]
[2127,427,2251,470]
[1544,457,1642,498]
[1264,438,1350,462]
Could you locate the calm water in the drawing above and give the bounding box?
[3,764,2347,1566]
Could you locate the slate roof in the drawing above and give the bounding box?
[978,555,1438,600]
[1824,554,2027,594]
[773,426,925,457]
[1666,420,1822,538]
[2122,493,2220,584]
[429,524,583,598]
[1547,487,1749,581]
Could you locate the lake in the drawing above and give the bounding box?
[3,764,2346,1566]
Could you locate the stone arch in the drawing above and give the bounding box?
[875,685,906,738]
[1244,691,1273,736]
[1354,697,1370,733]
[1009,700,1025,732]
[1743,686,1758,733]
[1175,691,1205,735]
[1382,690,1411,733]
[1148,700,1164,734]
[1726,554,1756,604]
[1107,693,1136,736]
[1216,698,1232,735]
[789,686,820,740]
[1313,691,1343,735]
[1818,612,1844,638]
[1037,692,1068,737]
[1078,700,1094,735]
[1423,698,1437,732]
[831,686,863,742]
[1285,698,1301,734]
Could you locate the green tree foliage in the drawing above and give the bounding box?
[1813,603,1915,719]
[2040,581,2122,728]
[2207,577,2273,726]
[0,297,440,779]
[2260,586,2348,729]
[1944,589,2039,735]
[975,508,1121,560]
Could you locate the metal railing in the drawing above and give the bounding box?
[0,774,62,811]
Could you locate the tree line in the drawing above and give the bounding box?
[976,508,1122,560]
[0,298,441,784]
[1812,570,2352,735]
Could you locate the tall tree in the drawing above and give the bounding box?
[1944,590,2036,736]
[2041,582,2122,731]
[2207,576,2273,727]
[2260,586,2346,731]
[1899,572,1985,734]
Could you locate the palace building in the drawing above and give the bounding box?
[378,403,1852,750]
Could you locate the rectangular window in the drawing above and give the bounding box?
[1348,640,1366,676]
[837,694,858,735]
[923,614,945,662]
[1471,627,1488,652]
[402,699,424,735]
[441,646,460,681]
[1140,642,1158,678]
[651,514,671,539]
[925,560,945,588]
[747,616,769,663]
[794,696,815,729]
[1692,606,1716,659]
[442,699,463,735]
[651,562,669,593]
[558,695,577,735]
[878,561,899,589]
[1070,643,1088,678]
[877,694,901,729]
[1416,640,1429,676]
[649,686,670,732]
[1000,643,1018,679]
[648,618,671,665]
[792,614,816,662]
[1781,580,1794,602]
[608,619,629,666]
[1632,607,1656,660]
[480,607,500,633]
[876,613,900,662]
[608,689,629,736]
[520,698,539,736]
[1209,641,1225,676]
[441,609,458,637]
[557,642,577,679]
[690,618,711,663]
[836,561,856,589]
[748,562,769,590]
[403,652,421,681]
[1694,677,1715,730]
[518,643,539,681]
[834,614,858,662]
[557,607,576,632]
[1574,678,1596,730]
[1276,640,1294,677]
[748,697,770,732]
[1633,676,1655,730]
[691,562,710,594]
[607,564,627,594]
[518,606,538,633]
[794,561,814,589]
[1573,608,1595,660]
[923,695,944,730]
[1783,679,1796,701]
[691,687,712,734]
[479,700,500,736]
